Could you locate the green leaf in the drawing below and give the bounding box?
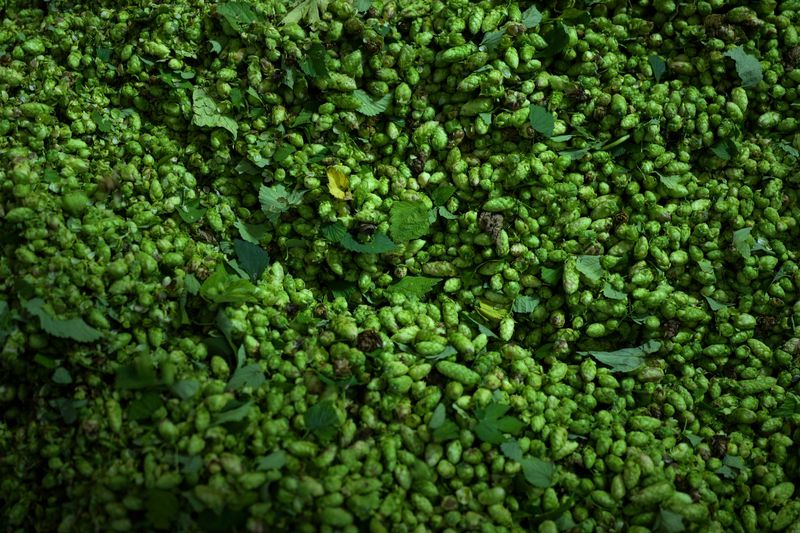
[704,295,729,311]
[317,373,359,389]
[0,300,12,344]
[529,105,555,138]
[212,400,253,426]
[216,2,261,32]
[432,420,461,442]
[177,197,206,224]
[437,206,458,219]
[773,394,800,417]
[256,451,287,471]
[52,398,87,424]
[560,8,591,25]
[178,455,203,475]
[226,364,266,392]
[200,266,258,304]
[711,139,739,161]
[520,457,555,488]
[340,232,399,254]
[305,400,340,441]
[479,29,506,52]
[115,359,161,390]
[273,143,296,163]
[389,201,432,242]
[772,262,795,284]
[500,439,524,461]
[235,220,269,244]
[540,267,561,285]
[561,147,591,160]
[22,298,102,343]
[658,174,684,193]
[576,255,604,283]
[235,344,247,369]
[778,141,799,158]
[648,55,667,82]
[464,314,499,339]
[233,239,270,282]
[723,454,745,470]
[259,183,306,224]
[577,340,662,373]
[542,22,569,57]
[209,40,222,53]
[733,227,754,259]
[299,43,328,78]
[321,221,348,242]
[184,274,201,295]
[282,0,329,25]
[657,508,685,533]
[430,404,447,429]
[715,465,736,479]
[685,433,703,447]
[96,46,112,63]
[192,88,238,139]
[549,134,573,142]
[354,0,371,12]
[724,46,763,88]
[171,379,200,400]
[426,345,458,362]
[478,112,493,125]
[521,6,543,29]
[146,490,179,530]
[388,276,441,299]
[432,185,456,206]
[35,354,57,369]
[512,295,540,314]
[602,283,627,300]
[352,89,392,116]
[715,455,745,480]
[212,309,237,355]
[697,260,716,282]
[52,367,72,385]
[475,401,525,444]
[128,392,164,421]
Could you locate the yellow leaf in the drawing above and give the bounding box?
[327,166,351,200]
[476,299,509,322]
